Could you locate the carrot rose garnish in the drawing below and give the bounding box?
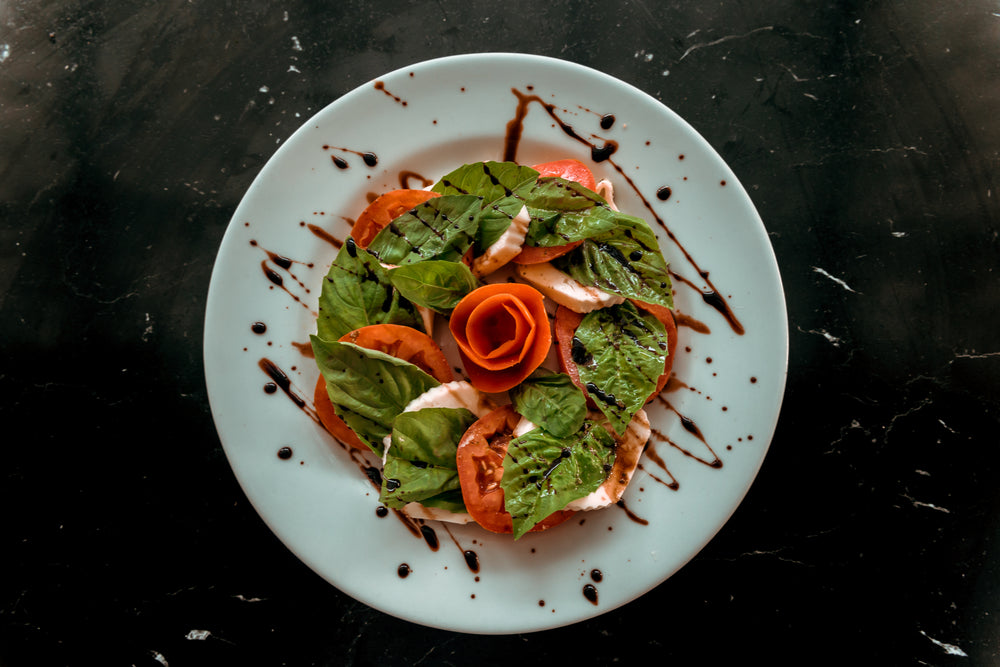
[449,283,551,393]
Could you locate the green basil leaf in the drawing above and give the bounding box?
[380,407,477,510]
[501,421,616,539]
[310,337,441,454]
[388,260,480,314]
[523,177,619,247]
[555,213,674,310]
[316,240,423,341]
[508,369,587,438]
[432,161,539,250]
[366,194,482,265]
[572,301,667,435]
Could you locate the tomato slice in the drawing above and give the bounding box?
[631,300,678,396]
[512,159,595,265]
[554,301,677,403]
[314,324,454,450]
[531,158,597,190]
[510,240,583,265]
[456,405,575,534]
[352,189,440,249]
[314,376,368,451]
[339,324,453,383]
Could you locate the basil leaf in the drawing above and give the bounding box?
[310,337,441,454]
[380,407,477,510]
[508,369,587,438]
[388,260,480,314]
[366,194,482,265]
[573,301,667,435]
[316,240,423,340]
[501,421,616,539]
[555,213,674,310]
[523,177,619,247]
[432,161,539,250]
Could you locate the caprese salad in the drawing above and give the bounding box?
[310,159,677,538]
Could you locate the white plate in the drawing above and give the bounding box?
[204,53,787,634]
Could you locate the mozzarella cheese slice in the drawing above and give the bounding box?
[594,178,619,211]
[389,381,497,525]
[514,262,624,313]
[382,381,496,461]
[401,502,477,525]
[471,205,530,277]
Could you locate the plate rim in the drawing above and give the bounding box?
[203,51,789,634]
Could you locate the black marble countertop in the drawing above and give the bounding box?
[3,1,998,665]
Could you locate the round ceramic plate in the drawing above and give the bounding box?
[204,53,787,634]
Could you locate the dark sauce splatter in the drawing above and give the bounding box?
[398,563,410,578]
[399,170,433,189]
[251,322,267,334]
[616,499,649,525]
[306,224,344,249]
[583,584,599,605]
[420,524,440,551]
[656,186,672,201]
[374,80,407,106]
[277,446,293,460]
[376,505,389,518]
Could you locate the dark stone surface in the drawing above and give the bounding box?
[2,1,997,665]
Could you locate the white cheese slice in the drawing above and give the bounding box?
[471,205,530,277]
[382,381,496,525]
[400,502,477,525]
[382,381,495,463]
[594,178,619,211]
[565,409,650,511]
[514,262,624,313]
[513,416,537,438]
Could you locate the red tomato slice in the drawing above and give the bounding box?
[631,300,678,396]
[510,240,583,265]
[531,158,597,190]
[456,405,575,534]
[512,159,596,265]
[314,324,454,450]
[314,376,368,451]
[352,189,440,249]
[554,302,677,403]
[339,324,453,383]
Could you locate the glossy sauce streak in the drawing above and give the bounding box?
[616,499,649,525]
[639,442,681,490]
[441,525,482,573]
[653,396,723,468]
[374,80,407,106]
[673,311,711,334]
[306,223,344,249]
[323,144,380,168]
[258,358,317,420]
[250,240,316,315]
[504,88,744,335]
[583,583,599,605]
[399,170,433,189]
